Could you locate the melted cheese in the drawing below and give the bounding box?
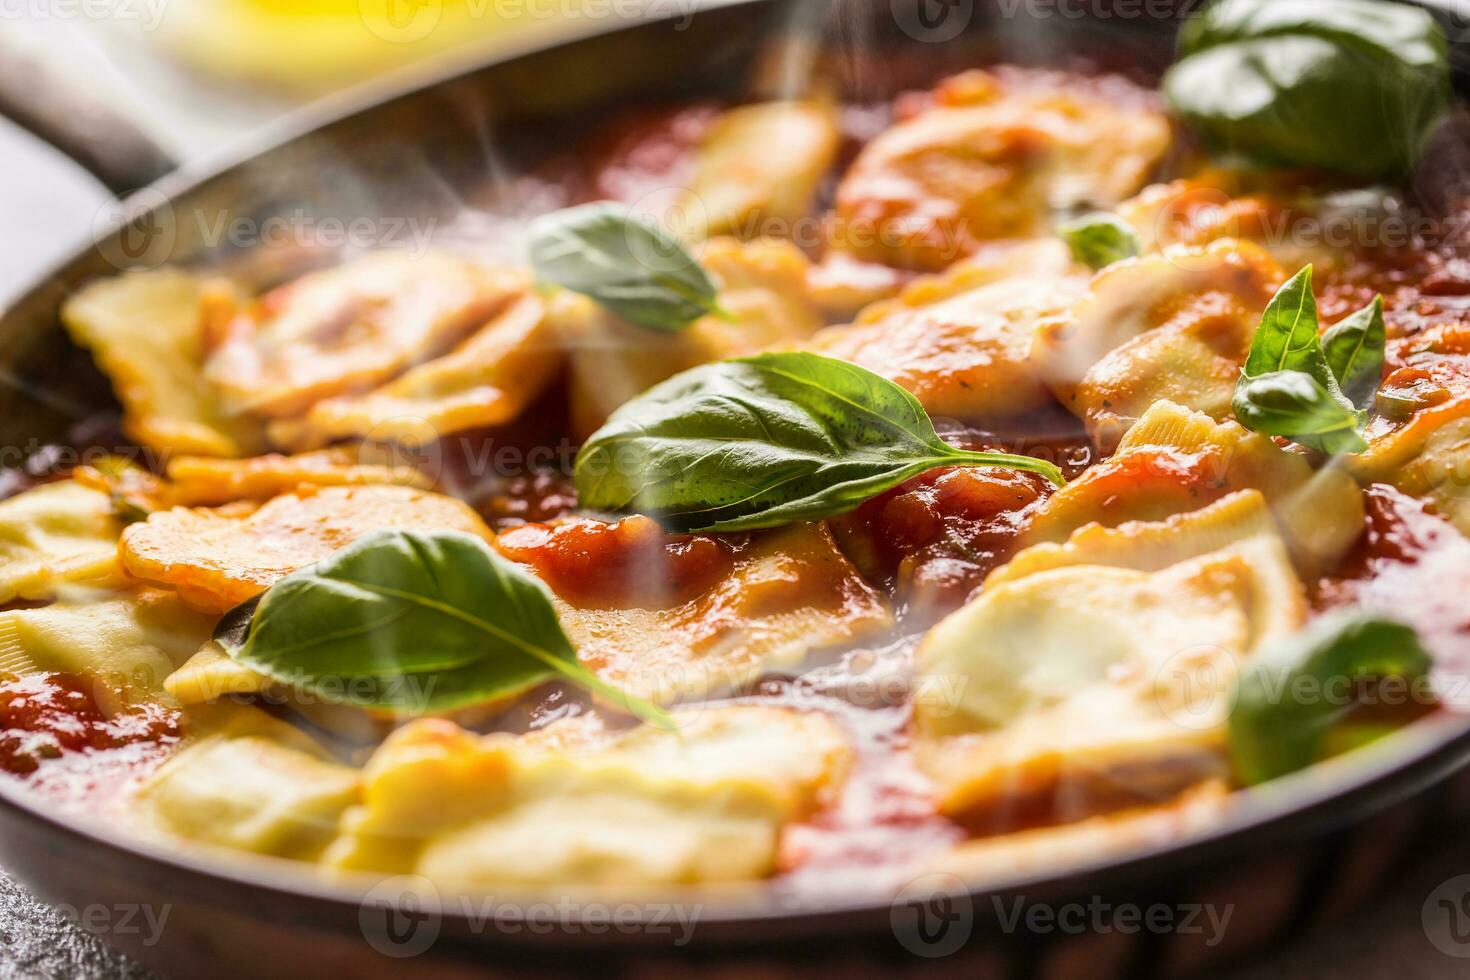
[270,292,563,449]
[324,706,851,886]
[562,237,822,438]
[166,446,431,506]
[915,512,1305,820]
[119,485,495,612]
[1028,401,1365,577]
[830,71,1170,270]
[808,242,1084,423]
[0,587,214,700]
[205,252,523,417]
[62,268,259,456]
[558,523,893,705]
[676,100,840,240]
[0,480,123,603]
[1032,240,1283,449]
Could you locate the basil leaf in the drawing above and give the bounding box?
[1322,295,1386,410]
[528,202,722,332]
[218,528,669,723]
[1234,265,1369,453]
[1242,265,1333,386]
[1229,611,1432,785]
[1164,0,1449,180]
[575,351,1064,532]
[1057,213,1140,269]
[1233,371,1367,454]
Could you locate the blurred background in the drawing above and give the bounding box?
[0,0,614,298]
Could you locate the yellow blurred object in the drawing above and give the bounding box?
[154,0,603,94]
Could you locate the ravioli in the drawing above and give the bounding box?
[268,292,563,449]
[830,70,1170,270]
[0,587,215,702]
[62,268,259,457]
[555,523,893,704]
[914,500,1305,821]
[1032,240,1283,449]
[166,446,431,506]
[562,237,823,437]
[1028,400,1365,576]
[324,706,852,886]
[133,706,358,860]
[808,242,1084,423]
[675,100,840,240]
[926,781,1229,882]
[119,485,495,612]
[0,480,123,603]
[205,252,524,417]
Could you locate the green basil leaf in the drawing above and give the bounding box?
[1229,611,1432,785]
[575,351,1064,532]
[528,202,723,332]
[1057,213,1140,269]
[1234,264,1370,453]
[1164,0,1449,180]
[218,528,670,723]
[1241,265,1333,386]
[1232,371,1368,454]
[1322,295,1387,410]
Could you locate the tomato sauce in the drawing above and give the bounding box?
[1318,485,1470,707]
[0,672,180,779]
[496,515,749,610]
[831,466,1052,626]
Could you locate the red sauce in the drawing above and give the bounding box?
[480,470,580,531]
[1318,485,1470,707]
[575,104,720,208]
[831,466,1051,626]
[1054,446,1236,524]
[496,515,749,610]
[0,673,180,777]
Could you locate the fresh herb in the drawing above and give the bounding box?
[1232,265,1383,454]
[1322,295,1387,409]
[528,202,726,332]
[574,351,1064,532]
[1229,611,1432,785]
[1058,213,1141,269]
[1163,0,1450,180]
[214,529,671,724]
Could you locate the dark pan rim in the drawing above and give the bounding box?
[2,0,1468,943]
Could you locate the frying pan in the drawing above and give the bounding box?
[2,2,1470,976]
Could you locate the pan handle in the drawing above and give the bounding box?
[0,29,177,196]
